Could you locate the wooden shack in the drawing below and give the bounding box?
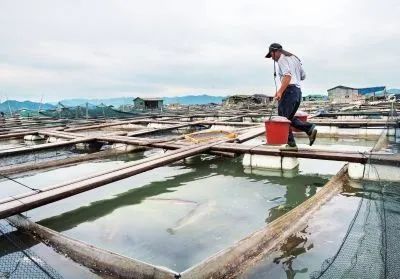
[133,97,163,111]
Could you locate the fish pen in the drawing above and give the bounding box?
[0,107,399,279]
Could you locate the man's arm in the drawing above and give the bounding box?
[275,75,291,101]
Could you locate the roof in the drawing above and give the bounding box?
[358,86,386,95]
[327,85,357,91]
[327,85,386,95]
[134,97,163,101]
[304,94,327,97]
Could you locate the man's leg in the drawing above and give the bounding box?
[290,88,317,145]
[287,127,295,146]
[287,88,314,135]
[278,87,298,146]
[291,118,314,135]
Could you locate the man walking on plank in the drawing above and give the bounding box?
[265,43,317,150]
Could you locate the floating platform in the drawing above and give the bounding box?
[0,107,399,278]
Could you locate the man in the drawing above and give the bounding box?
[265,43,317,150]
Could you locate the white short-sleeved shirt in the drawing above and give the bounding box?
[277,54,306,88]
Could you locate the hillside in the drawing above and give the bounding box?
[387,89,400,94]
[57,98,132,107]
[58,95,225,107]
[0,100,55,113]
[163,95,224,105]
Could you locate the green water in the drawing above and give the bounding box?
[20,154,327,272]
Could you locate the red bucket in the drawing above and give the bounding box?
[293,111,308,132]
[265,116,291,144]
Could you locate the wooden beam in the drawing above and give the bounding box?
[126,122,198,137]
[0,130,38,140]
[38,130,85,139]
[235,127,265,143]
[310,119,398,127]
[0,148,139,175]
[0,137,96,157]
[63,117,152,132]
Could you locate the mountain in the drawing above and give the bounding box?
[0,100,55,113]
[58,95,225,107]
[57,97,133,107]
[163,95,224,105]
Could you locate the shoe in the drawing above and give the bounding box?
[309,125,317,146]
[280,144,298,151]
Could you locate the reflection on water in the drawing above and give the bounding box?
[272,228,312,279]
[266,183,318,223]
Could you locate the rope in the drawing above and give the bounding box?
[0,173,41,193]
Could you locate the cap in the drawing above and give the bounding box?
[265,43,283,58]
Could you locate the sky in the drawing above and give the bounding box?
[0,0,399,102]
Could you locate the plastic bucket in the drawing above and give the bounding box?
[293,111,308,132]
[264,116,291,144]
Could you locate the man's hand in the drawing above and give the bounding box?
[275,91,283,101]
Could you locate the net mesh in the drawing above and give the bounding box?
[0,221,63,279]
[310,171,400,279]
[0,147,78,168]
[0,142,102,168]
[184,130,237,143]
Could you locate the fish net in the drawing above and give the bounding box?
[311,165,400,278]
[0,221,63,279]
[0,146,79,168]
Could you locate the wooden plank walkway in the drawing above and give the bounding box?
[0,148,137,175]
[310,119,398,127]
[211,143,400,165]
